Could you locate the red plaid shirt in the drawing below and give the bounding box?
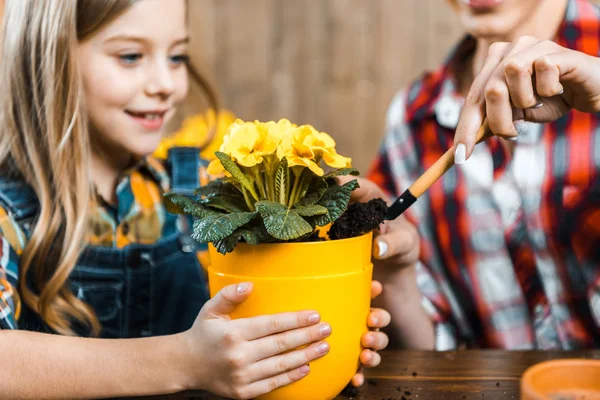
[369,0,600,350]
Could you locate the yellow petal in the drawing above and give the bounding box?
[207,159,225,175]
[322,149,352,169]
[286,156,324,176]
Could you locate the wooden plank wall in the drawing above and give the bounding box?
[184,0,465,172]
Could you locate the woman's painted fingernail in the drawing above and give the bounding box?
[376,240,388,258]
[236,282,249,294]
[454,144,466,164]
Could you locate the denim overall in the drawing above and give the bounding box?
[0,148,210,338]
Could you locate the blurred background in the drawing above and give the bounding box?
[182,0,465,172]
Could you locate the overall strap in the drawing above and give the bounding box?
[0,175,39,233]
[167,147,208,196]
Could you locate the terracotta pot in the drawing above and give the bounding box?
[207,232,373,400]
[521,359,600,400]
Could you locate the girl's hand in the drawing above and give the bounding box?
[181,283,331,400]
[454,36,600,163]
[351,280,391,387]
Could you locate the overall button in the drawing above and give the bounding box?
[179,236,196,253]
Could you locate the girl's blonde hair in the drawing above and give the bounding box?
[0,0,218,336]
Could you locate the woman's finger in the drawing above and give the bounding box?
[351,370,365,387]
[371,280,383,299]
[454,41,511,162]
[367,308,391,329]
[373,218,419,265]
[361,331,390,351]
[485,79,518,139]
[360,349,382,367]
[534,55,564,98]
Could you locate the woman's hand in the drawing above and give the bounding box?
[344,177,433,349]
[343,176,420,267]
[454,35,600,163]
[182,283,331,399]
[351,280,391,387]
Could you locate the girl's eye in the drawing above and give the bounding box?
[118,53,143,65]
[170,54,189,65]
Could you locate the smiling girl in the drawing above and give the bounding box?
[0,1,389,398]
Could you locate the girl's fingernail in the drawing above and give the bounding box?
[531,102,544,109]
[308,313,320,324]
[454,144,466,164]
[300,365,310,374]
[320,324,332,337]
[376,240,388,258]
[317,342,330,354]
[506,136,518,141]
[371,315,380,326]
[237,282,249,294]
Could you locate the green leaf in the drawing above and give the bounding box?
[163,193,219,218]
[294,174,312,207]
[202,195,249,213]
[274,157,290,204]
[293,204,328,217]
[214,224,273,254]
[312,179,360,226]
[323,168,360,179]
[296,178,328,207]
[214,232,243,255]
[255,201,313,240]
[239,225,272,245]
[215,152,259,200]
[194,179,240,198]
[191,212,256,243]
[223,177,243,192]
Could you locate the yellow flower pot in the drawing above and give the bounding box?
[207,232,373,400]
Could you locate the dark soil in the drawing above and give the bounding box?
[329,198,387,240]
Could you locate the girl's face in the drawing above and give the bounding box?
[78,0,189,160]
[446,0,548,40]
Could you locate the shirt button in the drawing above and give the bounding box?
[121,222,130,235]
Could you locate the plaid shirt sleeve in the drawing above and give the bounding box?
[368,89,462,350]
[0,208,22,330]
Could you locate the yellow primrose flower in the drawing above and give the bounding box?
[303,128,352,169]
[207,119,293,175]
[153,109,235,160]
[277,124,323,175]
[277,125,351,176]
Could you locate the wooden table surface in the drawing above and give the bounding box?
[139,350,600,400]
